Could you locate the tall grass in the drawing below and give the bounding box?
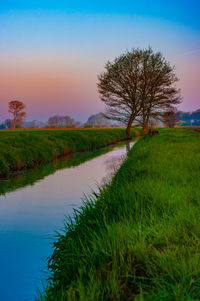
[38,127,200,300]
[0,128,141,176]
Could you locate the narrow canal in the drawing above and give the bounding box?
[0,140,134,300]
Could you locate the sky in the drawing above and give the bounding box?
[0,0,200,122]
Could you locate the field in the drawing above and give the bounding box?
[39,127,200,300]
[0,128,141,177]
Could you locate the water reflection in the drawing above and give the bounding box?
[102,141,133,185]
[0,145,124,196]
[0,140,133,301]
[102,155,125,185]
[126,142,131,152]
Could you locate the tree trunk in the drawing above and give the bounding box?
[143,119,149,133]
[143,110,150,133]
[13,117,16,129]
[126,115,135,135]
[143,125,147,133]
[142,116,148,133]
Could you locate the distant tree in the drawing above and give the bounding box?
[193,120,200,126]
[31,120,38,128]
[63,116,78,128]
[63,116,72,127]
[48,115,80,128]
[176,109,200,126]
[5,119,14,128]
[163,109,179,128]
[0,123,5,129]
[48,115,62,128]
[87,112,112,127]
[191,110,200,122]
[97,47,181,134]
[8,100,26,128]
[177,111,191,121]
[75,121,81,128]
[83,123,93,128]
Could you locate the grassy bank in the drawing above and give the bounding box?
[39,127,200,300]
[0,141,128,195]
[0,128,141,177]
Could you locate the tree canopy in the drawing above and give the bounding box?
[163,109,179,128]
[8,100,26,128]
[97,47,182,133]
[47,115,80,128]
[87,112,112,127]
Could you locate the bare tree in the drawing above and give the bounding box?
[97,48,181,134]
[87,112,112,127]
[5,119,13,129]
[163,109,179,128]
[48,115,62,128]
[63,116,77,128]
[136,49,181,132]
[8,100,26,128]
[47,115,80,128]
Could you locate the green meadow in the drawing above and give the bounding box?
[0,128,141,177]
[38,127,200,300]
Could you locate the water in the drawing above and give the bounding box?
[0,141,134,300]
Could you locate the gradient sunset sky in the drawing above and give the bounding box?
[0,0,200,122]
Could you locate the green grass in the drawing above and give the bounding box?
[38,127,200,301]
[0,141,129,195]
[0,128,141,177]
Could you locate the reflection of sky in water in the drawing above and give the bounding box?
[102,143,133,185]
[0,141,133,301]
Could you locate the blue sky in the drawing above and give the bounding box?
[0,1,199,122]
[1,0,199,30]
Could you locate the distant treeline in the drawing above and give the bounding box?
[0,112,120,129]
[1,110,200,130]
[177,109,200,126]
